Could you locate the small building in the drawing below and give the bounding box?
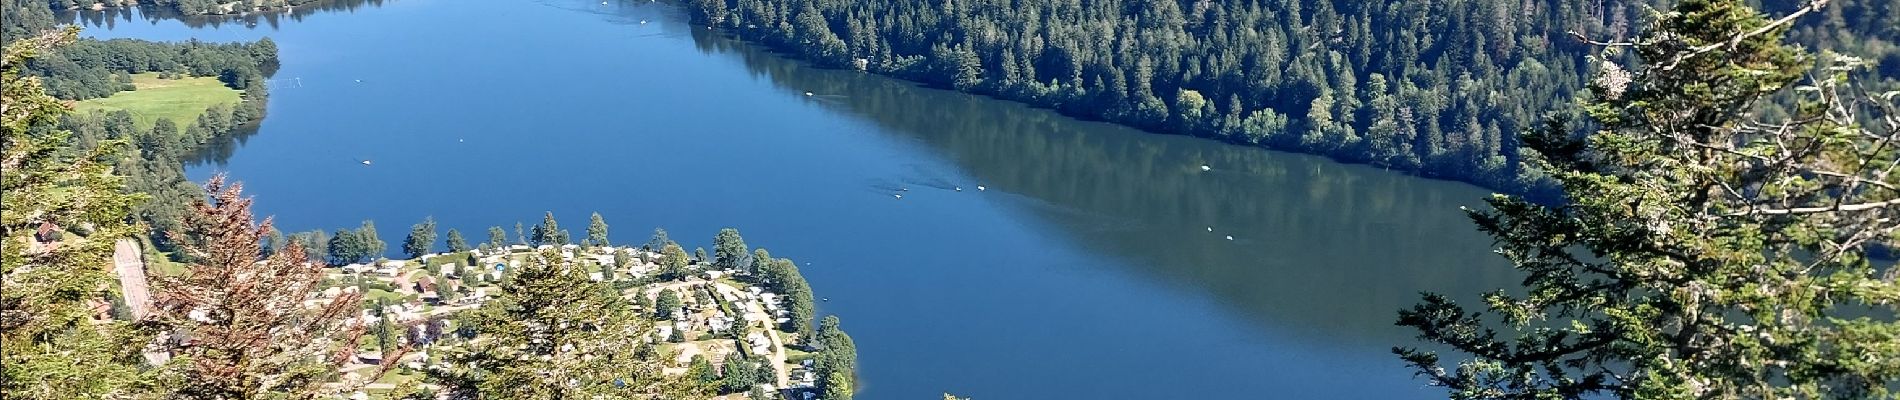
[414,276,437,295]
[654,325,674,341]
[34,221,60,244]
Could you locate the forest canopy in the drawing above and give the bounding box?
[5,0,280,255]
[685,0,1898,194]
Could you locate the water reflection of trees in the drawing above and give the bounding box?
[59,0,392,31]
[184,123,261,167]
[690,30,1522,347]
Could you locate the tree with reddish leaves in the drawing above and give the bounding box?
[149,175,397,398]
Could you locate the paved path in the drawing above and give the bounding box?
[111,239,153,320]
[704,282,790,387]
[630,279,791,387]
[113,239,169,365]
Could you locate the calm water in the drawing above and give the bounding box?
[73,1,1519,398]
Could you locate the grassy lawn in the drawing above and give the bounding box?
[784,347,813,364]
[137,234,190,276]
[364,288,409,304]
[424,252,466,267]
[374,367,422,385]
[74,73,240,129]
[715,276,748,290]
[362,368,423,399]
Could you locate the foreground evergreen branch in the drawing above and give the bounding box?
[1,27,150,399]
[431,249,695,399]
[1396,0,1900,398]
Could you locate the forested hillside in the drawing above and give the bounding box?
[685,0,1897,193]
[6,0,278,254]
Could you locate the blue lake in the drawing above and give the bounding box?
[73,1,1517,397]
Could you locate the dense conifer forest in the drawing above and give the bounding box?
[685,0,1897,193]
[6,0,278,254]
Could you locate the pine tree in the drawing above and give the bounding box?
[720,352,759,393]
[326,228,365,265]
[402,216,437,259]
[433,249,672,399]
[444,228,470,253]
[747,248,771,276]
[645,227,671,251]
[586,212,610,247]
[487,226,506,249]
[1396,1,1900,398]
[152,176,373,398]
[712,227,749,271]
[530,212,562,247]
[660,243,691,281]
[0,27,149,399]
[358,220,385,260]
[812,315,858,399]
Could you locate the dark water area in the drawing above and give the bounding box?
[69,1,1519,398]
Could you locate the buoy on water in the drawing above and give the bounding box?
[360,160,372,166]
[976,185,986,191]
[804,91,814,96]
[1201,164,1212,171]
[1206,226,1213,232]
[954,187,963,192]
[893,194,903,199]
[1225,235,1234,241]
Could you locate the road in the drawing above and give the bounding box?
[633,279,791,387]
[111,239,153,320]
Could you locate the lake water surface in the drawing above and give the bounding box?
[72,1,1521,397]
